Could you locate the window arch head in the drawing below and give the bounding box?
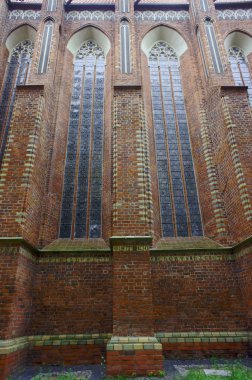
[224,31,252,58]
[75,40,105,63]
[11,40,34,62]
[228,46,246,63]
[5,24,36,62]
[141,26,187,60]
[225,32,252,105]
[67,26,111,62]
[148,41,178,63]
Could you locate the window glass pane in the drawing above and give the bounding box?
[120,21,131,74]
[38,21,53,74]
[0,40,33,165]
[228,46,252,106]
[205,21,223,74]
[60,41,105,239]
[148,41,203,237]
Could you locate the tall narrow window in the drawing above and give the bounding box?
[196,28,208,78]
[205,20,223,73]
[38,20,53,74]
[60,40,105,239]
[120,21,131,74]
[149,41,203,237]
[0,40,34,164]
[228,46,252,106]
[47,0,57,11]
[200,0,209,12]
[120,0,129,12]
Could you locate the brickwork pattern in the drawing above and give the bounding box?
[0,0,252,377]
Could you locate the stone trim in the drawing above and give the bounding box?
[217,9,252,20]
[135,10,189,21]
[0,237,251,262]
[39,256,112,263]
[65,10,115,21]
[0,334,112,355]
[151,253,234,262]
[107,337,162,351]
[0,337,29,355]
[1,332,250,355]
[156,331,251,343]
[8,10,41,20]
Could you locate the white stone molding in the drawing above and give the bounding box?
[135,10,189,22]
[65,10,115,21]
[217,8,252,20]
[8,10,41,20]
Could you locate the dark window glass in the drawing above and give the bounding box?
[149,41,203,237]
[60,41,105,239]
[0,40,34,165]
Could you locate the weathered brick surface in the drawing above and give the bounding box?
[0,245,35,340]
[30,256,113,335]
[162,342,249,359]
[151,256,247,332]
[29,344,106,366]
[0,348,28,380]
[0,0,252,377]
[107,349,163,376]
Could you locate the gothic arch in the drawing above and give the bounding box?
[224,30,252,57]
[5,24,36,58]
[141,25,188,59]
[66,25,111,60]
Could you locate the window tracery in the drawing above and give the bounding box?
[228,46,252,105]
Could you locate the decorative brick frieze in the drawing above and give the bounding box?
[0,331,250,355]
[155,331,250,343]
[217,9,252,20]
[134,10,190,21]
[107,336,162,351]
[8,10,41,20]
[65,10,115,21]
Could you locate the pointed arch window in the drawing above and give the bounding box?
[0,40,34,164]
[47,0,57,11]
[148,41,203,237]
[205,20,223,73]
[59,40,105,239]
[228,46,252,106]
[120,20,131,74]
[38,20,53,74]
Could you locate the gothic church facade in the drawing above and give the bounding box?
[0,0,251,378]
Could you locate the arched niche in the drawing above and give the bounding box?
[141,25,188,59]
[224,31,252,57]
[5,25,36,57]
[67,26,111,60]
